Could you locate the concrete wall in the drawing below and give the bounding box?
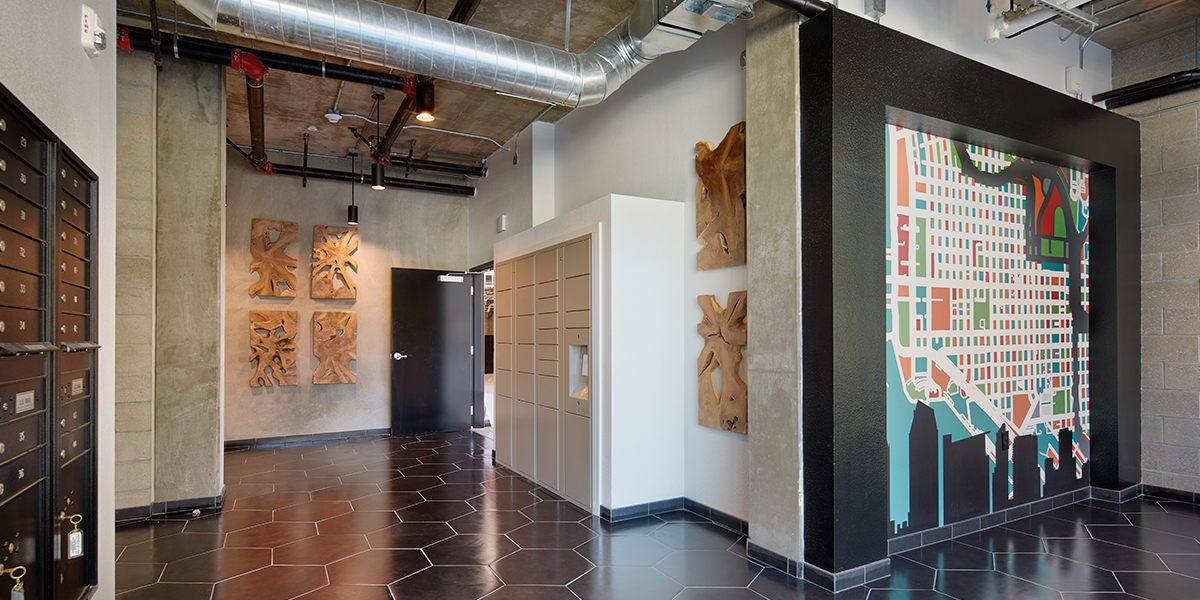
[155,57,226,502]
[115,53,158,509]
[223,153,469,441]
[1113,31,1200,494]
[0,1,118,596]
[468,121,555,268]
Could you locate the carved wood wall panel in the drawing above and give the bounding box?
[312,225,359,299]
[313,311,357,384]
[698,291,748,434]
[249,219,299,296]
[250,310,298,387]
[695,122,747,271]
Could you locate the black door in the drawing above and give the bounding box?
[390,268,481,435]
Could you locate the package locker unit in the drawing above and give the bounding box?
[494,236,592,509]
[0,85,99,600]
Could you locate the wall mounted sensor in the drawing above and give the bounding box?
[496,214,507,233]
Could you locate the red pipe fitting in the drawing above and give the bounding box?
[116,27,132,52]
[231,49,269,79]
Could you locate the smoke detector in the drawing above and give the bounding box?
[325,109,343,124]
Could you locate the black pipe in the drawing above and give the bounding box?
[762,0,835,19]
[228,138,475,195]
[122,27,412,91]
[1093,69,1200,108]
[271,164,475,196]
[246,75,267,163]
[386,154,487,178]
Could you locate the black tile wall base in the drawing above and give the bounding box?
[224,428,390,450]
[116,491,226,524]
[599,497,750,535]
[746,541,799,577]
[745,542,891,593]
[889,486,1091,555]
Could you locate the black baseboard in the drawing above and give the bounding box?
[115,488,225,524]
[224,428,389,450]
[599,497,749,536]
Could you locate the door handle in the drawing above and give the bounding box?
[392,353,409,360]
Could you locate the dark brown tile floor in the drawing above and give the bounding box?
[115,431,1200,599]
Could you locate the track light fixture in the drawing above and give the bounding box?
[415,79,436,122]
[348,151,360,225]
[371,162,386,190]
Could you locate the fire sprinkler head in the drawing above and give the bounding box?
[325,109,343,124]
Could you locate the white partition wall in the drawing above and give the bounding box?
[494,194,685,514]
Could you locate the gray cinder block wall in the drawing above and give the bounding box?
[1114,27,1200,493]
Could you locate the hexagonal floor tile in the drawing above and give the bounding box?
[273,477,343,493]
[240,470,310,485]
[339,470,403,485]
[318,511,400,535]
[492,549,595,585]
[296,585,395,600]
[272,534,370,565]
[467,491,537,511]
[117,533,224,563]
[365,521,457,549]
[401,463,461,477]
[326,549,431,585]
[520,501,591,522]
[576,535,673,566]
[224,522,317,548]
[348,492,423,511]
[387,566,503,600]
[568,566,682,600]
[379,476,445,493]
[654,550,761,587]
[233,492,312,511]
[423,533,519,565]
[115,521,187,547]
[419,483,487,501]
[115,582,214,600]
[182,511,273,534]
[273,501,354,522]
[116,562,166,593]
[649,522,741,550]
[310,484,382,502]
[160,548,272,583]
[507,522,596,549]
[211,565,327,600]
[396,500,476,522]
[481,585,579,600]
[447,510,532,535]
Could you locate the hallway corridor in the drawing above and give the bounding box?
[114,432,1200,599]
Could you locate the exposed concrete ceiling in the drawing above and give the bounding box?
[1048,0,1200,50]
[116,0,633,166]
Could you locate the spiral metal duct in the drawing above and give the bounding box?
[173,0,753,108]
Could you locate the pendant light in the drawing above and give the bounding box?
[415,78,436,122]
[347,152,360,225]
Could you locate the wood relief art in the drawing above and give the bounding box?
[249,310,298,387]
[695,122,747,271]
[313,311,358,384]
[312,225,359,298]
[698,291,748,434]
[249,219,299,296]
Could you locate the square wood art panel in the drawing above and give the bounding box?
[250,310,298,387]
[313,311,357,384]
[695,122,747,270]
[698,291,748,434]
[249,219,299,296]
[312,225,358,299]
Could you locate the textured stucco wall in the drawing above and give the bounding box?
[155,57,226,502]
[0,1,118,595]
[223,153,469,441]
[115,52,157,509]
[1114,31,1200,494]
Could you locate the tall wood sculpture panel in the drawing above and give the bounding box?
[312,225,358,298]
[250,310,298,387]
[695,122,747,270]
[313,311,357,384]
[698,291,748,434]
[249,219,299,296]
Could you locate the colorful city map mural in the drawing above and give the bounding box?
[886,126,1091,536]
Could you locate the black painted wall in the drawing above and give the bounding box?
[798,10,1141,574]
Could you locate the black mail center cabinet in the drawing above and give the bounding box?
[0,83,99,600]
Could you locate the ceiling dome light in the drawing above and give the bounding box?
[416,111,435,122]
[371,162,386,190]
